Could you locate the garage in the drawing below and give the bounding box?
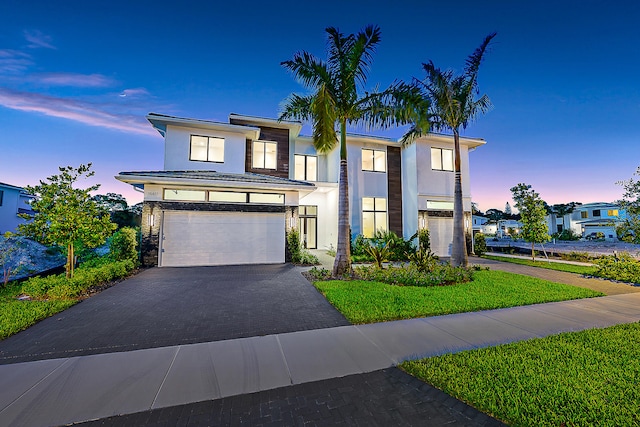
[159,210,285,267]
[427,217,453,257]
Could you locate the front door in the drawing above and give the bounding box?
[299,205,317,249]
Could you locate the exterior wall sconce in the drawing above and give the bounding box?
[289,216,295,228]
[148,214,155,227]
[420,217,426,228]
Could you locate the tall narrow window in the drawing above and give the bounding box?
[362,149,386,172]
[252,141,277,169]
[294,154,317,181]
[362,197,387,238]
[0,190,3,207]
[431,147,454,171]
[190,135,224,162]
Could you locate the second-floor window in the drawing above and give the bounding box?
[592,210,601,217]
[431,147,454,171]
[294,154,317,181]
[190,135,224,163]
[362,149,386,172]
[362,197,387,238]
[608,209,619,216]
[252,141,277,169]
[581,211,588,219]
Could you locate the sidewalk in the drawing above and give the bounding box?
[2,292,640,427]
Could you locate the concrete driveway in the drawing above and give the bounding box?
[0,264,348,365]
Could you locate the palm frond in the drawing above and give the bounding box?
[347,25,381,89]
[279,93,314,122]
[464,32,497,81]
[311,84,338,154]
[281,51,331,89]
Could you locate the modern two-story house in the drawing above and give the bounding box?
[546,202,624,241]
[117,113,485,267]
[0,182,35,234]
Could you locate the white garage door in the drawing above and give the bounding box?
[160,211,285,267]
[428,217,453,257]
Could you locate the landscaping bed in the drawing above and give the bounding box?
[401,322,640,427]
[482,254,596,275]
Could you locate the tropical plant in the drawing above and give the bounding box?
[407,248,439,272]
[510,183,550,261]
[401,33,496,267]
[280,25,416,276]
[19,164,116,278]
[364,240,391,269]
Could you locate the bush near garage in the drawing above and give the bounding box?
[592,253,640,284]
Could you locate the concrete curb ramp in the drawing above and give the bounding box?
[2,293,640,427]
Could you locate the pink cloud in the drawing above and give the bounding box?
[31,72,116,87]
[23,30,56,49]
[0,49,32,74]
[0,88,158,137]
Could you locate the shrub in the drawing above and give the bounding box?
[473,233,487,255]
[407,249,439,272]
[351,234,370,257]
[307,266,332,281]
[287,229,319,265]
[592,253,640,284]
[365,241,391,269]
[416,228,431,252]
[559,251,592,262]
[372,230,413,261]
[110,227,139,262]
[552,228,580,241]
[355,263,474,287]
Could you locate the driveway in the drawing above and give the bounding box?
[0,264,348,365]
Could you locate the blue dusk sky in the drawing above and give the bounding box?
[1,0,639,212]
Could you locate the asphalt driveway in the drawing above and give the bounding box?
[0,264,348,365]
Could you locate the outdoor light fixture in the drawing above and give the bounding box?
[420,217,426,228]
[148,214,155,227]
[289,216,295,228]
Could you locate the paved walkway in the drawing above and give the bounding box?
[2,292,640,426]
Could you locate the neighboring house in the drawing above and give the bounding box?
[472,215,488,235]
[496,219,522,238]
[117,113,485,267]
[0,182,35,234]
[546,202,623,241]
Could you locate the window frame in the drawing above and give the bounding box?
[362,197,388,238]
[294,154,318,181]
[252,140,278,170]
[431,147,454,172]
[361,148,387,172]
[592,210,601,217]
[0,190,3,207]
[189,135,225,163]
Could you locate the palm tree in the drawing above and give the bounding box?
[280,25,415,276]
[402,33,496,267]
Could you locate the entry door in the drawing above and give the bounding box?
[298,205,317,249]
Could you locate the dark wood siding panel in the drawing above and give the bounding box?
[387,146,403,236]
[230,119,290,178]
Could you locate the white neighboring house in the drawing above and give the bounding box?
[472,215,488,235]
[546,202,623,241]
[117,113,485,267]
[0,183,35,234]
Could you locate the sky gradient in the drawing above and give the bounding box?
[1,0,639,212]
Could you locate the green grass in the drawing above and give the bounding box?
[0,284,77,340]
[401,322,640,427]
[313,270,602,324]
[482,254,596,275]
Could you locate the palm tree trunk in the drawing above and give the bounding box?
[333,120,351,276]
[451,131,468,267]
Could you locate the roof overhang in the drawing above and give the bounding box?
[146,113,261,139]
[229,113,303,137]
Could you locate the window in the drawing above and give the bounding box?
[163,189,206,201]
[426,200,454,210]
[362,149,386,172]
[581,211,588,219]
[190,135,224,162]
[294,155,317,181]
[208,191,247,203]
[249,193,284,204]
[431,147,454,171]
[592,210,601,217]
[252,141,277,169]
[362,197,387,238]
[0,190,3,207]
[608,209,619,216]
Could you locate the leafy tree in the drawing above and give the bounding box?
[617,167,640,243]
[510,183,550,261]
[0,233,33,286]
[280,25,415,276]
[471,202,483,216]
[402,33,496,267]
[92,193,141,229]
[486,208,504,221]
[19,164,116,278]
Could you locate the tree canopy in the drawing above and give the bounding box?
[19,164,116,277]
[510,183,550,260]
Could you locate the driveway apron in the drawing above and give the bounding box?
[0,264,348,365]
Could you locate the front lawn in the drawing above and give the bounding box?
[482,254,596,275]
[313,270,602,324]
[401,322,640,427]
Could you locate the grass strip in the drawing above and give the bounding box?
[401,322,640,427]
[313,270,602,324]
[482,254,596,275]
